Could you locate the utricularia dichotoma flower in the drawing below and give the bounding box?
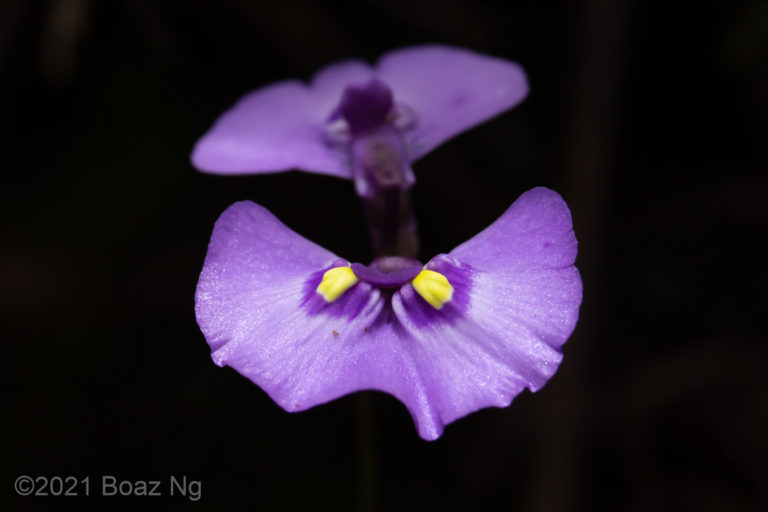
[195,187,582,440]
[191,45,528,195]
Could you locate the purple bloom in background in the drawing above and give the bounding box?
[195,187,582,440]
[191,45,528,195]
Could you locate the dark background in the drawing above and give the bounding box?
[3,0,767,510]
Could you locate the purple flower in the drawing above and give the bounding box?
[191,45,528,194]
[195,187,582,440]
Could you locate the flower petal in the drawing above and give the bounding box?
[195,201,337,351]
[377,45,529,159]
[389,187,581,436]
[448,187,581,354]
[393,284,534,438]
[195,201,442,436]
[450,187,578,271]
[192,60,375,177]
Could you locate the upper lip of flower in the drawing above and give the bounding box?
[194,187,582,440]
[190,44,529,179]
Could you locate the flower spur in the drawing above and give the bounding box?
[195,187,582,440]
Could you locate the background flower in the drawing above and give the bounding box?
[191,44,528,179]
[196,187,581,439]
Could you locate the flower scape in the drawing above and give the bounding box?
[193,45,582,440]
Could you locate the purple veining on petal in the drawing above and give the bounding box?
[396,254,474,328]
[301,262,373,319]
[350,261,422,288]
[338,78,394,134]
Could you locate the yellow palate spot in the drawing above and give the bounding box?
[316,266,359,302]
[411,269,454,309]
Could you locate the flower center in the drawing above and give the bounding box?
[316,259,454,310]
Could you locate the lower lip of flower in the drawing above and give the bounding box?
[196,187,580,440]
